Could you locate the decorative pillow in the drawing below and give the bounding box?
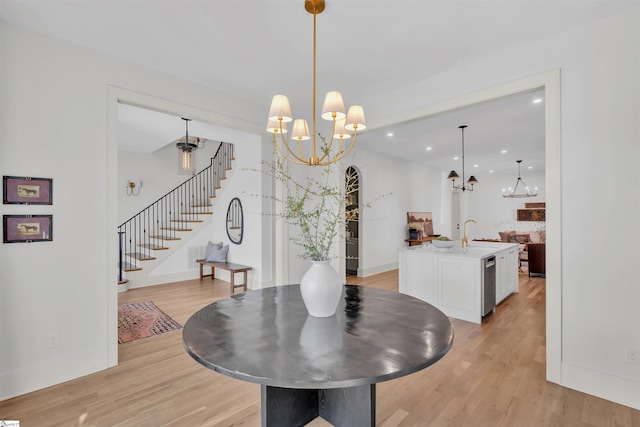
[499,230,516,243]
[204,241,223,260]
[512,234,531,244]
[206,244,229,263]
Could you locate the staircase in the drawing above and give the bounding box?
[118,142,234,289]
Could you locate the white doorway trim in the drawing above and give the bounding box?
[368,69,562,384]
[105,86,263,367]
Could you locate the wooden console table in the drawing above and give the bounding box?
[404,235,441,247]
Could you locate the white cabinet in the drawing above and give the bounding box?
[496,247,519,304]
[399,251,435,302]
[436,256,478,314]
[399,242,518,324]
[399,250,482,324]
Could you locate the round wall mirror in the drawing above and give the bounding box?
[226,197,244,245]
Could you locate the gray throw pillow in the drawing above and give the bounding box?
[204,241,223,260]
[206,244,229,263]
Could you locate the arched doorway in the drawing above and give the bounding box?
[345,166,360,276]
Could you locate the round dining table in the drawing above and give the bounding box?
[183,284,454,427]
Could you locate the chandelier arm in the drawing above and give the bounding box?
[316,118,338,163]
[273,140,312,166]
[317,132,357,166]
[512,178,523,194]
[279,133,308,163]
[518,178,535,195]
[335,135,344,158]
[317,134,335,163]
[273,133,309,165]
[277,120,310,163]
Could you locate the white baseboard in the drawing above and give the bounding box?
[0,348,108,402]
[359,262,398,277]
[561,362,640,410]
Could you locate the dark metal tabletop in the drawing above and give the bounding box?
[183,284,453,389]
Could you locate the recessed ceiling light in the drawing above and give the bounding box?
[426,147,432,151]
[473,164,479,168]
[453,156,459,160]
[387,132,394,137]
[489,170,494,173]
[501,150,507,154]
[528,166,533,169]
[533,98,543,104]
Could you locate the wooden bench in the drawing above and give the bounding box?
[196,260,252,294]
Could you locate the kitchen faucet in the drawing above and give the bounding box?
[462,219,477,248]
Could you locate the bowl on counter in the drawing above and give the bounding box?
[431,239,456,252]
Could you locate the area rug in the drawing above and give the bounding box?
[118,301,182,344]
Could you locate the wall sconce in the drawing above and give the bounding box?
[125,180,142,196]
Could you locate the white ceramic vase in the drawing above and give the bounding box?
[300,260,343,317]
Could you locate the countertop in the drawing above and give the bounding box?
[400,241,519,259]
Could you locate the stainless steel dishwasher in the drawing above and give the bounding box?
[482,255,496,317]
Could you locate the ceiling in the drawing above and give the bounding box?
[2,0,634,174]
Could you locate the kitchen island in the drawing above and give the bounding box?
[399,241,519,324]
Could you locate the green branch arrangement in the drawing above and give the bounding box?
[249,156,389,261]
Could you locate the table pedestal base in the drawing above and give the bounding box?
[261,384,376,427]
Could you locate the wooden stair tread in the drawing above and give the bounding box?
[181,211,213,215]
[126,252,156,261]
[149,235,181,240]
[121,262,142,272]
[138,243,169,250]
[118,279,129,285]
[170,219,203,223]
[191,203,213,207]
[160,227,193,232]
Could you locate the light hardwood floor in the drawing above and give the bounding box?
[1,271,638,426]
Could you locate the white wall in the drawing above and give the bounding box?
[0,21,265,400]
[366,7,640,408]
[467,171,546,240]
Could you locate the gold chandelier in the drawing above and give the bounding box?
[266,0,366,166]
